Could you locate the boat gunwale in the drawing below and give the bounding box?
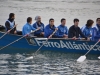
[0,31,98,43]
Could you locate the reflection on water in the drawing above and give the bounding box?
[0,52,100,75]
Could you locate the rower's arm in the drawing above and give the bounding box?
[79,28,87,40]
[65,27,68,35]
[57,29,64,38]
[44,27,49,38]
[68,27,73,38]
[31,25,36,31]
[13,21,16,31]
[5,21,10,31]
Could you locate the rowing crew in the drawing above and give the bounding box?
[5,13,100,41]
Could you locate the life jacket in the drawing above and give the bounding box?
[35,22,44,31]
[7,20,15,29]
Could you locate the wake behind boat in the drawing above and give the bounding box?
[0,26,100,54]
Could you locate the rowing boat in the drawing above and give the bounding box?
[0,25,100,54]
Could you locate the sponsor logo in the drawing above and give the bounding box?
[35,39,100,51]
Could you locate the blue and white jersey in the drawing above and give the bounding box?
[44,24,57,38]
[92,24,100,41]
[57,25,68,38]
[22,23,36,35]
[81,25,93,37]
[32,22,44,36]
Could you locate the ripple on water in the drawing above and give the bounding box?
[0,52,100,75]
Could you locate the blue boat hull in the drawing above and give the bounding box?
[0,32,100,54]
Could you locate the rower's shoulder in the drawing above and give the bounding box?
[92,26,98,31]
[41,22,44,25]
[32,22,37,26]
[23,23,29,27]
[33,22,44,26]
[57,25,61,28]
[45,24,49,28]
[5,20,8,23]
[5,20,10,26]
[69,25,74,29]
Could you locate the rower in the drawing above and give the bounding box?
[68,18,87,40]
[22,17,40,36]
[32,16,44,37]
[44,18,58,38]
[5,13,17,34]
[81,19,94,40]
[92,18,100,41]
[57,18,68,38]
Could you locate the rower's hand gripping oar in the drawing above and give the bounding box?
[48,29,57,38]
[26,30,57,60]
[0,24,18,40]
[77,39,100,62]
[0,29,38,51]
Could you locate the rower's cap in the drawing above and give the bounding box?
[35,16,40,21]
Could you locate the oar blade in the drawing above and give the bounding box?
[77,55,86,62]
[25,56,33,60]
[98,56,100,59]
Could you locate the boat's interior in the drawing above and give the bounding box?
[0,25,6,32]
[0,25,38,39]
[0,25,22,35]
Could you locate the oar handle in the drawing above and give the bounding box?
[51,30,57,36]
[34,30,57,56]
[0,33,7,39]
[31,29,39,33]
[85,39,100,56]
[48,30,57,38]
[7,24,18,33]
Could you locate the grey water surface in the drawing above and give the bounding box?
[0,52,100,75]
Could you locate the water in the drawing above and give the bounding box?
[0,0,100,30]
[0,0,100,75]
[0,52,100,75]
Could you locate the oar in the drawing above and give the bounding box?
[98,56,100,59]
[0,24,18,40]
[0,29,38,51]
[26,30,57,60]
[98,47,100,59]
[48,30,57,38]
[77,39,100,62]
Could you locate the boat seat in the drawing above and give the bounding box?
[17,31,22,35]
[0,25,6,32]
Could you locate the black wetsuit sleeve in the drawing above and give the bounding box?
[68,27,73,38]
[5,21,10,30]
